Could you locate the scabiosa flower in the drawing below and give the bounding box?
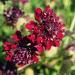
[3,6,24,26]
[3,31,38,66]
[25,6,65,51]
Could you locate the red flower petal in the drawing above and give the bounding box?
[35,8,42,22]
[3,42,11,51]
[11,44,17,49]
[57,32,64,39]
[11,34,19,42]
[5,55,12,61]
[5,52,13,61]
[3,42,11,46]
[35,44,44,53]
[27,34,35,43]
[4,46,10,51]
[37,36,44,43]
[34,25,39,33]
[44,5,54,17]
[46,40,52,50]
[7,52,13,56]
[32,56,39,63]
[45,6,51,12]
[53,40,60,47]
[25,21,36,31]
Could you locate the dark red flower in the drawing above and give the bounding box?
[3,31,38,66]
[26,6,65,51]
[35,6,64,47]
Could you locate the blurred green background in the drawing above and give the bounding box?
[0,0,75,75]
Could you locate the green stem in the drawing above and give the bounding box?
[64,15,75,46]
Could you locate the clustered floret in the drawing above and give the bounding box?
[3,31,38,66]
[25,6,64,52]
[4,6,24,25]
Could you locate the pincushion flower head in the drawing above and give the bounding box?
[3,6,24,26]
[25,6,65,52]
[3,31,39,67]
